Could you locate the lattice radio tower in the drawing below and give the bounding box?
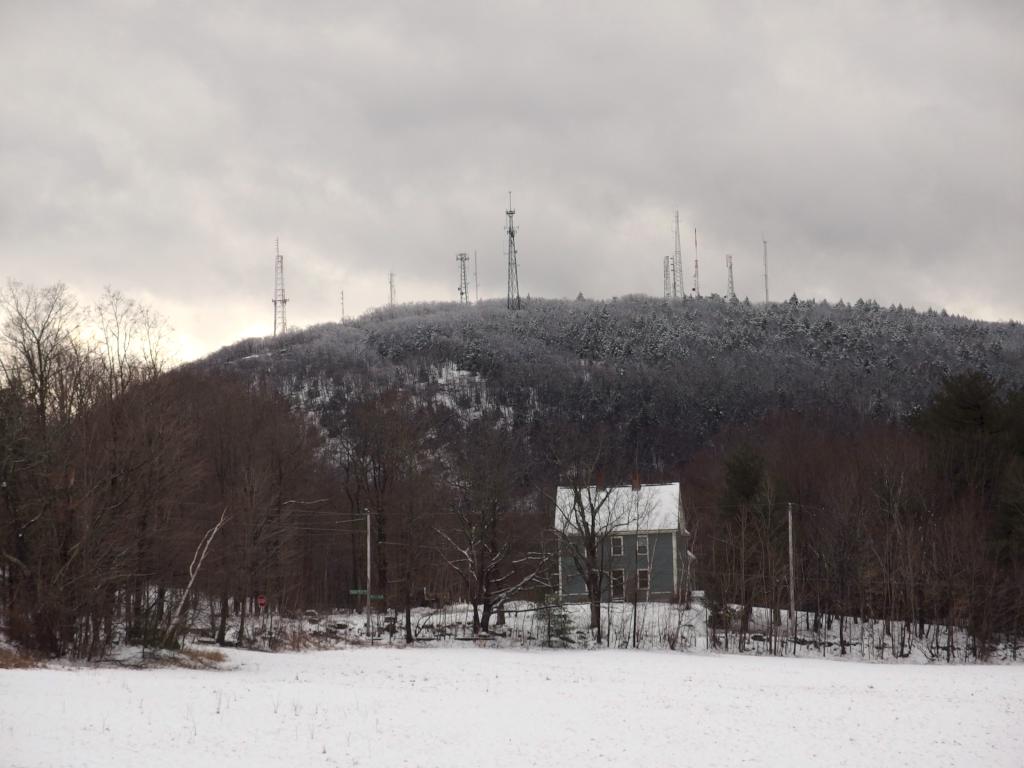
[272,238,288,336]
[692,227,701,298]
[456,253,470,304]
[506,192,521,310]
[673,211,684,298]
[726,254,737,301]
[762,236,769,305]
[388,272,396,308]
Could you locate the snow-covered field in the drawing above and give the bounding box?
[2,648,1021,768]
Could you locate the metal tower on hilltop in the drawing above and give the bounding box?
[692,227,701,298]
[673,211,684,298]
[506,192,521,310]
[762,236,769,305]
[388,272,396,308]
[272,238,289,336]
[726,254,737,301]
[456,253,470,304]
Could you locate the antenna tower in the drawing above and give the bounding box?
[762,236,769,305]
[506,192,521,310]
[272,238,288,336]
[456,253,470,304]
[726,254,737,301]
[692,227,701,298]
[672,211,683,298]
[388,272,396,308]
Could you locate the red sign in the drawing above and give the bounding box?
[257,594,267,607]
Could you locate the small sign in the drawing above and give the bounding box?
[348,589,384,599]
[257,594,267,607]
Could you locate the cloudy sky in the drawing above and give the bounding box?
[1,1,1021,360]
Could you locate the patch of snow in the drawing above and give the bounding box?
[2,646,1021,767]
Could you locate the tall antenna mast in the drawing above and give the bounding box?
[272,238,288,336]
[474,250,479,303]
[673,211,683,298]
[506,191,521,310]
[692,227,701,298]
[762,236,769,305]
[388,272,396,308]
[726,254,736,302]
[456,253,470,304]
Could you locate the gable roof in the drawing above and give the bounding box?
[554,482,681,536]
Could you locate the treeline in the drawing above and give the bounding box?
[3,285,1023,659]
[0,282,352,656]
[686,376,1024,658]
[212,295,1024,464]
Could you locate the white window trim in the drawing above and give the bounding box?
[611,568,625,601]
[611,536,623,557]
[636,534,649,557]
[637,568,650,592]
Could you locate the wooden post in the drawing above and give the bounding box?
[788,502,797,647]
[366,509,373,638]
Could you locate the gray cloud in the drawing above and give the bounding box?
[1,1,1021,359]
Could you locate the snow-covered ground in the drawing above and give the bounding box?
[2,647,1021,767]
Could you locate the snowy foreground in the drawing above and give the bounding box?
[3,648,1022,768]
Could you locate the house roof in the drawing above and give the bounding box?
[554,482,681,535]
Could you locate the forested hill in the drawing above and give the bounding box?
[200,295,1024,466]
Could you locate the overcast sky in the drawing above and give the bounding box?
[1,1,1021,360]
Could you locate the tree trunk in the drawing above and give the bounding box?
[587,570,602,643]
[216,592,229,645]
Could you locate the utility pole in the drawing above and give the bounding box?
[366,509,373,637]
[663,254,671,298]
[272,238,288,336]
[788,501,796,644]
[474,250,479,303]
[506,192,521,310]
[456,253,470,304]
[388,272,396,308]
[340,289,345,323]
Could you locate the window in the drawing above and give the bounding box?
[611,569,625,600]
[637,569,650,591]
[636,535,649,557]
[611,536,623,557]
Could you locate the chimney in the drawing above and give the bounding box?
[631,470,641,491]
